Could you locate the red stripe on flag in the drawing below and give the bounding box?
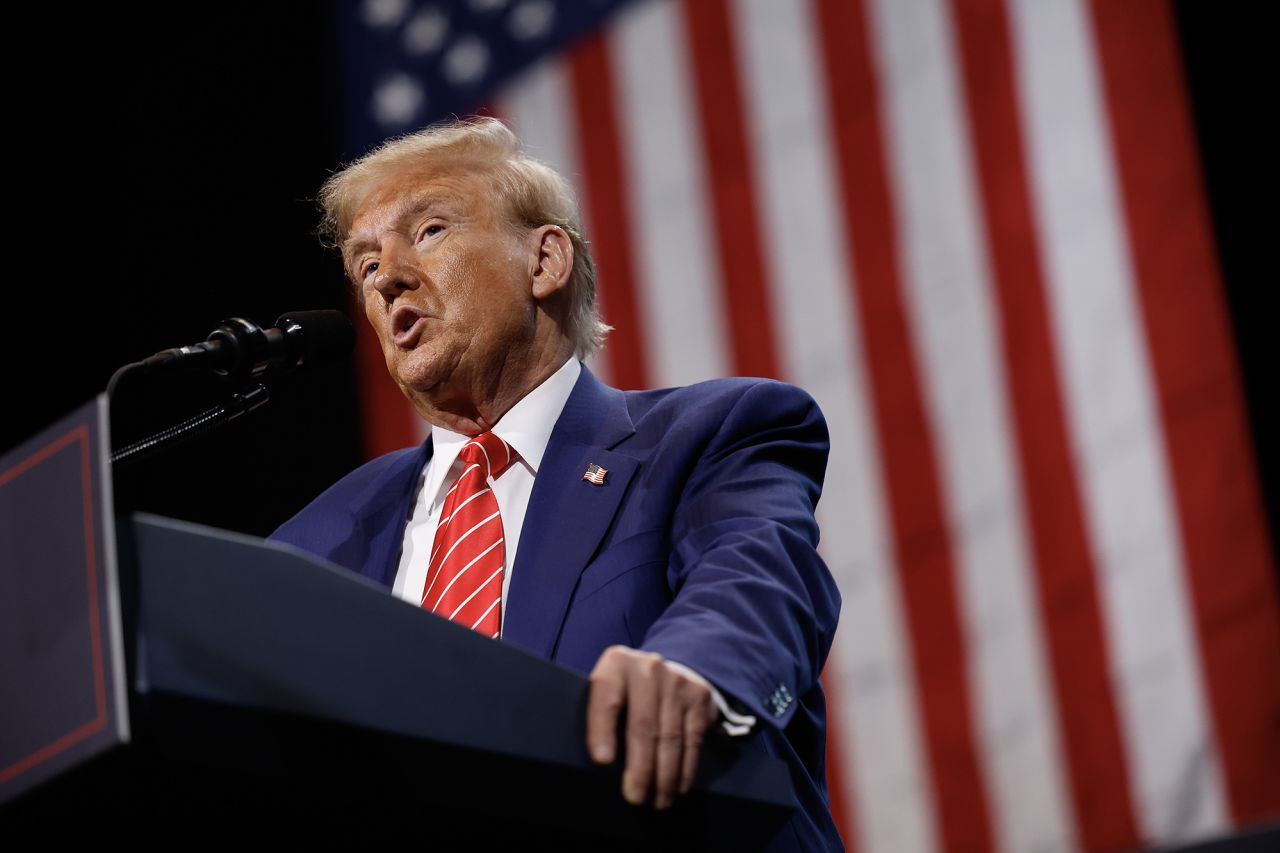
[821,669,858,853]
[946,1,1142,848]
[567,34,650,391]
[680,0,780,380]
[812,0,996,849]
[1087,0,1280,824]
[353,296,421,458]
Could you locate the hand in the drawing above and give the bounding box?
[587,646,718,809]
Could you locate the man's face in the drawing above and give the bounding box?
[345,162,540,423]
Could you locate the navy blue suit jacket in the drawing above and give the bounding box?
[270,365,842,851]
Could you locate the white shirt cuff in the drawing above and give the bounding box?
[661,660,758,737]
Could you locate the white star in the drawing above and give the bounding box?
[509,0,554,41]
[444,36,490,85]
[404,6,449,56]
[372,74,425,126]
[361,0,410,29]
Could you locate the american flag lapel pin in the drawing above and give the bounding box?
[583,463,608,486]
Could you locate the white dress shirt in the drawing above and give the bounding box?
[392,357,755,735]
[393,356,581,617]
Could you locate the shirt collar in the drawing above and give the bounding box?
[419,357,581,509]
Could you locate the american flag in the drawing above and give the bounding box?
[583,463,608,486]
[337,1,1280,850]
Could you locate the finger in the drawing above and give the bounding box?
[622,653,662,806]
[653,671,687,810]
[586,649,628,765]
[680,688,715,794]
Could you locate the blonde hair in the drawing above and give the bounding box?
[318,117,609,358]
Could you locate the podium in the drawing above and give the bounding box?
[1,399,795,848]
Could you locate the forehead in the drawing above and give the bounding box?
[350,161,498,235]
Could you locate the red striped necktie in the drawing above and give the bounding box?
[420,432,515,638]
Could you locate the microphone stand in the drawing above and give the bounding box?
[108,382,271,468]
[103,319,277,470]
[104,310,353,469]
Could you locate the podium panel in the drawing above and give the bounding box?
[7,497,794,847]
[0,397,128,803]
[116,514,794,847]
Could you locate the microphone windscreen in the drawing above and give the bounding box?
[275,310,355,365]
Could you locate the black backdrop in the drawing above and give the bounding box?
[6,3,360,536]
[3,2,1274,551]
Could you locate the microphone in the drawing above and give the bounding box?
[142,310,355,380]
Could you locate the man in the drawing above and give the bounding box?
[271,118,842,850]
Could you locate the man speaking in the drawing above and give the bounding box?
[271,118,842,851]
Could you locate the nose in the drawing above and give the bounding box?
[371,235,420,300]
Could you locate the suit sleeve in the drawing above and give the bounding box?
[637,380,840,729]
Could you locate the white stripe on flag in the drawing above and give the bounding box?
[500,59,612,384]
[501,59,582,187]
[729,1,939,851]
[1006,0,1227,841]
[610,0,730,387]
[860,0,1079,850]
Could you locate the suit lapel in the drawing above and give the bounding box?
[503,367,638,659]
[350,438,433,588]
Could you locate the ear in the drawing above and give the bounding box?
[528,225,574,301]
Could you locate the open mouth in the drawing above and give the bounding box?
[391,306,428,345]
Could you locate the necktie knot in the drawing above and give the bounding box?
[461,431,515,480]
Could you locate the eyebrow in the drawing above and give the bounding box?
[342,234,378,263]
[342,192,459,266]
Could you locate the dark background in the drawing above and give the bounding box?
[6,3,361,535]
[2,2,1274,549]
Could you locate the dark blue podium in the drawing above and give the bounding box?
[2,399,795,848]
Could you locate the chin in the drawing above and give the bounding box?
[390,345,452,396]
